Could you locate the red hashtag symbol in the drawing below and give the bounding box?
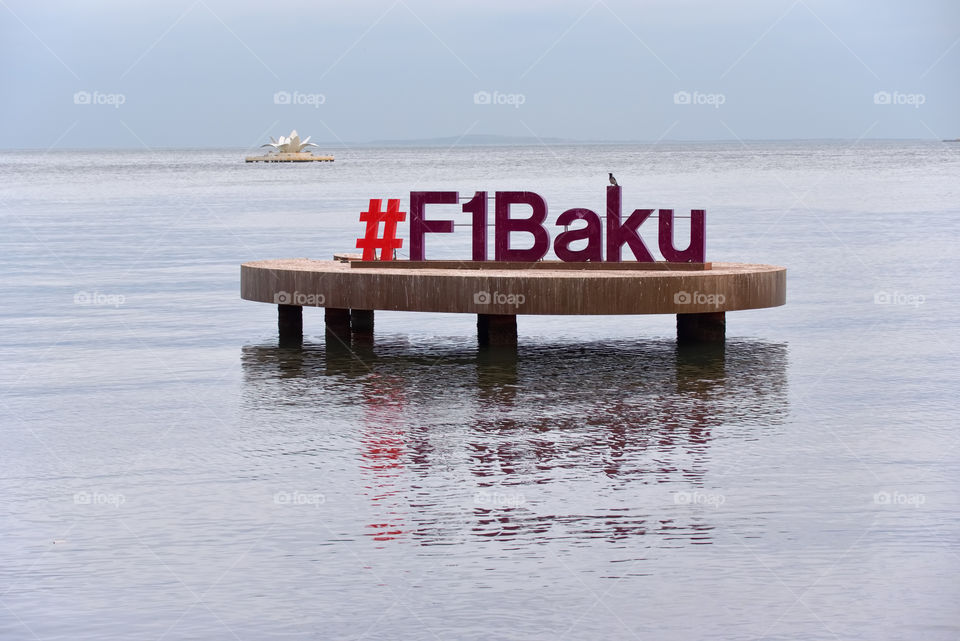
[356,198,406,261]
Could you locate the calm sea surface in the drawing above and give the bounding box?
[1,142,958,640]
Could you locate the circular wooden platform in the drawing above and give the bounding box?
[241,259,785,315]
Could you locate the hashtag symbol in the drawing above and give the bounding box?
[356,198,406,261]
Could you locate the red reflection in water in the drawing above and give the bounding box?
[360,374,407,542]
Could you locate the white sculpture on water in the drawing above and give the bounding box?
[261,130,318,153]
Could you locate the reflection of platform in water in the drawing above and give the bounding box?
[240,338,788,546]
[241,258,786,346]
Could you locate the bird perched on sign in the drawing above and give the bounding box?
[609,172,618,186]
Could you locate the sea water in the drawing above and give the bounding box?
[1,141,958,640]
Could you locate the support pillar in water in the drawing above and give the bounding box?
[677,312,726,343]
[324,307,351,339]
[351,309,374,334]
[278,304,303,345]
[477,314,518,347]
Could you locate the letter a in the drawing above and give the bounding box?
[554,208,603,261]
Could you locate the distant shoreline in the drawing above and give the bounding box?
[0,137,949,153]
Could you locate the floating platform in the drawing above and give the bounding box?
[245,152,334,163]
[241,258,786,346]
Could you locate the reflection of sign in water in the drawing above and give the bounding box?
[240,340,788,548]
[356,186,706,263]
[360,374,407,542]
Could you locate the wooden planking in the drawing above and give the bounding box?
[241,259,785,316]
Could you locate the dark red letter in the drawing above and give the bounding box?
[494,191,550,262]
[409,191,457,260]
[554,208,603,262]
[658,209,705,263]
[462,191,488,261]
[605,186,654,262]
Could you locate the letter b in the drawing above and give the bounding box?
[494,191,550,262]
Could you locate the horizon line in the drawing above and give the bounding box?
[0,136,952,153]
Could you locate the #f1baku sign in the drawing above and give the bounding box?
[356,186,705,263]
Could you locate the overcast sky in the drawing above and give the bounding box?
[1,0,957,149]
